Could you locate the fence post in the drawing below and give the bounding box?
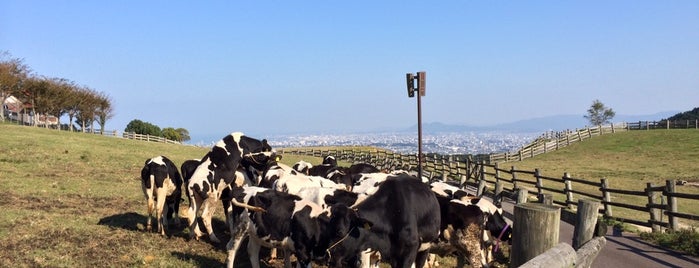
[511,203,561,268]
[611,122,615,133]
[564,173,574,210]
[535,168,543,197]
[647,183,661,233]
[601,178,613,218]
[511,166,518,190]
[538,193,553,205]
[517,188,529,204]
[666,180,678,231]
[573,199,601,250]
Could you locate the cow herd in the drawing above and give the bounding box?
[139,132,512,268]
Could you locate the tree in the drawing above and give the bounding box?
[74,87,99,132]
[161,127,181,141]
[176,128,191,142]
[125,119,161,136]
[584,99,615,126]
[0,51,31,122]
[665,107,699,121]
[161,127,191,142]
[94,91,114,134]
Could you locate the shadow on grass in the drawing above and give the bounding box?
[97,212,145,231]
[97,212,232,248]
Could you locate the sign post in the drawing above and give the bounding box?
[405,71,426,178]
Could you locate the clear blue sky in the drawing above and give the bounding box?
[2,1,698,143]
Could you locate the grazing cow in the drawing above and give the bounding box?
[326,163,380,190]
[292,160,313,175]
[186,132,275,243]
[140,155,183,236]
[429,182,512,267]
[259,159,295,188]
[323,174,441,268]
[296,186,361,209]
[273,173,347,195]
[226,186,328,268]
[308,155,338,177]
[181,159,201,198]
[430,193,487,268]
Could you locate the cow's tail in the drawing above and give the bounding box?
[230,198,266,213]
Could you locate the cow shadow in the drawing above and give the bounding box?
[171,236,279,268]
[97,212,145,231]
[97,212,232,246]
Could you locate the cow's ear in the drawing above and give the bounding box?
[352,210,374,230]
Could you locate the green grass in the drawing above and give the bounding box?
[512,129,699,227]
[0,124,332,267]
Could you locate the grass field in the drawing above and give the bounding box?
[513,129,699,227]
[0,124,336,267]
[2,123,697,266]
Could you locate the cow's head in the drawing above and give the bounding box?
[486,211,512,243]
[240,138,276,169]
[323,204,372,268]
[322,155,337,167]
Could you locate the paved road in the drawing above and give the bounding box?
[498,200,699,268]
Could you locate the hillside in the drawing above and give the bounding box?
[0,124,325,267]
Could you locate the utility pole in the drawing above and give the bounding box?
[406,71,426,178]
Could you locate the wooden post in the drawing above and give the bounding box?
[494,162,500,182]
[573,199,600,250]
[510,203,561,268]
[538,193,553,205]
[601,178,613,218]
[564,173,574,210]
[477,178,487,197]
[611,123,615,133]
[517,188,529,204]
[495,181,504,203]
[647,183,661,233]
[511,166,518,191]
[666,180,678,230]
[535,168,543,197]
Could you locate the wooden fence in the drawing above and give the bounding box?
[280,148,699,232]
[488,120,698,163]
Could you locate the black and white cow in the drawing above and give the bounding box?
[186,132,275,243]
[292,160,313,175]
[140,155,183,236]
[274,173,347,195]
[308,155,338,177]
[325,163,381,190]
[429,181,512,267]
[259,159,295,189]
[226,186,328,268]
[322,174,441,268]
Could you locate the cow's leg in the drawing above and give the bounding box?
[201,198,221,243]
[281,248,292,268]
[145,192,154,232]
[187,193,204,240]
[359,249,371,268]
[415,250,430,268]
[226,213,250,268]
[156,187,168,235]
[246,237,262,268]
[172,193,181,227]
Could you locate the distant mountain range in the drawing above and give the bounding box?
[406,111,680,133]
